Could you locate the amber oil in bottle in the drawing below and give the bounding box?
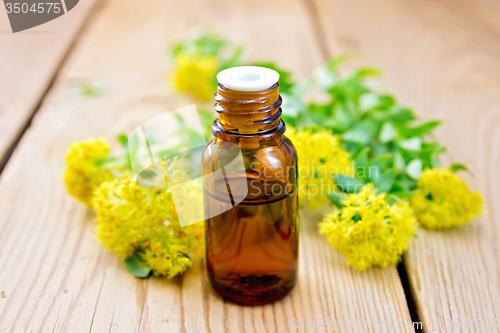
[202,66,298,305]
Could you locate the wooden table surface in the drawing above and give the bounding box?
[0,0,499,332]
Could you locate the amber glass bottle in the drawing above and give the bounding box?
[202,66,298,305]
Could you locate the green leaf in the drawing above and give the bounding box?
[358,94,380,112]
[334,175,365,193]
[171,27,226,57]
[372,169,397,193]
[73,82,107,97]
[281,93,307,119]
[377,95,396,109]
[406,159,422,180]
[379,122,398,143]
[401,121,441,138]
[330,104,354,130]
[94,156,118,167]
[353,67,383,78]
[314,65,338,89]
[387,190,418,200]
[430,152,441,168]
[420,142,446,168]
[399,137,421,151]
[326,53,352,71]
[341,120,377,145]
[371,153,393,170]
[197,108,216,141]
[390,191,418,199]
[353,149,370,181]
[117,134,128,147]
[450,163,468,172]
[186,128,206,148]
[128,133,140,152]
[170,42,183,57]
[327,191,346,207]
[353,147,370,169]
[371,142,390,156]
[394,174,417,191]
[124,252,152,278]
[385,107,417,122]
[310,103,331,115]
[342,129,370,145]
[393,151,406,172]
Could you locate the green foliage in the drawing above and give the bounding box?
[68,82,107,98]
[171,27,227,58]
[450,162,468,172]
[124,251,152,278]
[327,192,345,207]
[167,30,452,202]
[282,55,447,200]
[168,28,461,204]
[333,175,364,194]
[197,108,216,142]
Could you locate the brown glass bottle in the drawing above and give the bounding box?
[202,67,298,305]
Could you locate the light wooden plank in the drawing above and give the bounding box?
[0,0,99,167]
[311,0,500,331]
[0,0,414,331]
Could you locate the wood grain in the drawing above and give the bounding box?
[0,0,99,168]
[0,0,414,332]
[311,0,500,331]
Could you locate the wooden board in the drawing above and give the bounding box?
[0,0,415,331]
[311,0,500,331]
[0,0,99,168]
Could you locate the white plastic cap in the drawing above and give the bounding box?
[216,66,279,92]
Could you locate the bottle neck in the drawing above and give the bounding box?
[212,83,284,148]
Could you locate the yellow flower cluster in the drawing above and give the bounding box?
[287,127,354,209]
[93,175,204,278]
[64,138,205,278]
[318,184,416,271]
[63,138,113,206]
[171,53,218,100]
[411,168,483,230]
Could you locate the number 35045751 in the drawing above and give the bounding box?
[5,3,62,14]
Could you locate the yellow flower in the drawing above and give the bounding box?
[287,127,354,209]
[92,164,204,278]
[170,53,218,100]
[63,138,113,206]
[319,184,416,271]
[411,168,483,230]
